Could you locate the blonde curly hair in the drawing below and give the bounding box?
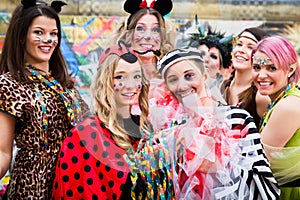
[91,54,150,149]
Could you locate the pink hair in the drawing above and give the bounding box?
[252,35,300,83]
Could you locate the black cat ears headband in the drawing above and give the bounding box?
[21,0,67,13]
[124,0,173,17]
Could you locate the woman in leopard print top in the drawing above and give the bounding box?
[0,1,89,199]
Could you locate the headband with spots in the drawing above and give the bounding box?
[98,40,138,66]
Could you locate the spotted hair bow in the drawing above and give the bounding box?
[98,40,138,66]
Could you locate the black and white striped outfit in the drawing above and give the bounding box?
[222,106,280,200]
[156,47,280,199]
[164,105,280,200]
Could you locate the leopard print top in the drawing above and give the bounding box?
[0,72,89,199]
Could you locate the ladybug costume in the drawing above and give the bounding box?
[52,40,174,199]
[52,115,145,199]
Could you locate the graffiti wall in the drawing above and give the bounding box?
[59,15,122,105]
[0,13,300,104]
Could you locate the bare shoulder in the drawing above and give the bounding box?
[272,95,300,124]
[276,95,300,112]
[262,95,300,147]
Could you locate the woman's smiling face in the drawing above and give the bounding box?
[113,59,142,108]
[252,51,290,101]
[25,16,58,67]
[165,59,206,103]
[132,14,162,58]
[232,31,258,71]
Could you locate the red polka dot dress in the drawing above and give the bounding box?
[52,115,140,199]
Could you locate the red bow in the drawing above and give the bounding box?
[139,0,155,9]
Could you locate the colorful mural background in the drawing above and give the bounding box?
[0,12,299,105]
[59,15,121,105]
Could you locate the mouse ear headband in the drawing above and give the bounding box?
[98,40,138,66]
[124,0,173,17]
[21,0,67,13]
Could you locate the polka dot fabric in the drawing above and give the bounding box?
[52,115,132,199]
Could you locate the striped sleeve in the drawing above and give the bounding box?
[226,106,280,199]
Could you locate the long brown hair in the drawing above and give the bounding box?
[0,3,73,88]
[237,27,269,103]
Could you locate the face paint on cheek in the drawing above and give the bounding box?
[152,35,162,46]
[137,83,142,90]
[113,84,119,92]
[133,32,143,41]
[35,36,42,42]
[114,82,124,92]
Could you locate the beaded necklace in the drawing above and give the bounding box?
[260,83,295,131]
[25,64,81,150]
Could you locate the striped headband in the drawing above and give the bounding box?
[157,47,203,78]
